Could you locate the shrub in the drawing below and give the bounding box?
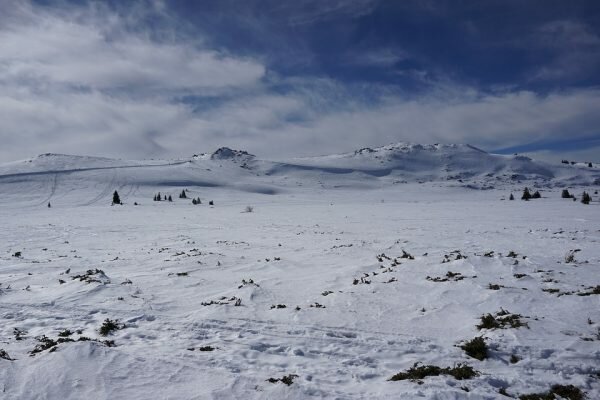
[0,349,14,360]
[389,363,478,381]
[99,319,124,336]
[461,337,488,360]
[532,191,541,199]
[519,384,585,400]
[267,374,299,386]
[477,310,527,330]
[561,189,572,199]
[245,205,254,213]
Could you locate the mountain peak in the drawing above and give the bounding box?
[210,147,255,160]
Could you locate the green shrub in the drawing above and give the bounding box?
[460,337,488,360]
[389,362,478,382]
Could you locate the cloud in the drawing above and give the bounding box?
[0,2,265,94]
[271,0,379,26]
[529,20,600,82]
[0,1,598,164]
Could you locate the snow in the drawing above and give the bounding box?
[0,144,599,399]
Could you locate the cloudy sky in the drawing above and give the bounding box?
[1,0,599,162]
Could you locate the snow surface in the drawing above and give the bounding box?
[0,144,599,399]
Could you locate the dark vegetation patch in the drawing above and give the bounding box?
[13,328,26,341]
[202,296,242,306]
[400,250,415,260]
[477,310,528,330]
[389,362,478,382]
[542,288,560,294]
[426,271,467,282]
[442,250,467,263]
[99,319,125,336]
[188,346,216,352]
[0,349,15,360]
[576,286,600,296]
[238,278,259,289]
[30,334,115,356]
[58,329,73,337]
[267,374,299,386]
[270,304,287,309]
[460,337,488,361]
[71,269,109,284]
[519,384,585,400]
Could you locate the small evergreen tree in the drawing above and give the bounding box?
[168,195,173,202]
[197,197,201,204]
[163,194,167,201]
[581,192,591,204]
[209,200,214,206]
[192,198,197,205]
[561,189,571,199]
[521,187,532,201]
[179,190,187,199]
[112,190,121,205]
[157,192,161,201]
[47,202,51,208]
[589,162,593,168]
[532,191,541,199]
[509,193,514,200]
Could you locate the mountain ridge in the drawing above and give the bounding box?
[0,142,598,207]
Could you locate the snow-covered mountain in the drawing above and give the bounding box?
[0,143,598,207]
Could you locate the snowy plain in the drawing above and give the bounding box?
[0,144,599,399]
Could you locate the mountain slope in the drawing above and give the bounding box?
[0,143,598,207]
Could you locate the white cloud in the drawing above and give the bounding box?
[530,20,600,82]
[0,2,598,163]
[0,3,264,93]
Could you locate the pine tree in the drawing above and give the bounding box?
[209,200,214,206]
[157,192,161,201]
[589,162,593,168]
[509,193,514,200]
[192,198,197,205]
[112,190,121,205]
[179,190,187,199]
[48,202,51,208]
[197,197,201,204]
[168,195,173,202]
[521,187,532,201]
[581,192,591,204]
[532,191,541,199]
[561,189,571,199]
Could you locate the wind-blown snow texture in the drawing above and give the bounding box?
[1,143,599,399]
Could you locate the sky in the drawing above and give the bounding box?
[1,0,599,163]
